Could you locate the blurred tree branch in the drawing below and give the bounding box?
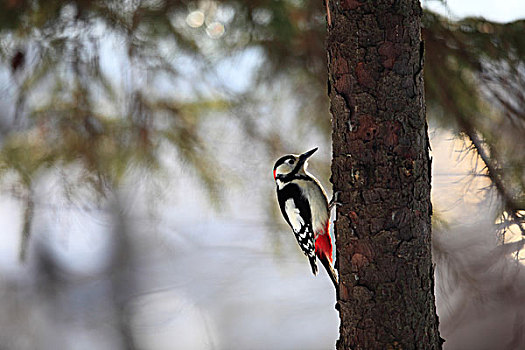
[423,12,525,238]
[18,185,34,261]
[462,124,525,235]
[0,0,524,256]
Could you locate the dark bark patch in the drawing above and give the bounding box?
[381,14,406,43]
[353,285,373,302]
[376,231,401,254]
[384,120,402,147]
[333,54,354,105]
[350,167,367,187]
[386,341,403,350]
[391,207,412,229]
[354,114,378,142]
[334,53,350,75]
[340,0,363,10]
[378,41,401,69]
[399,159,416,179]
[370,217,385,234]
[351,253,370,271]
[359,15,383,47]
[335,74,353,104]
[362,189,382,204]
[393,144,417,159]
[356,62,376,89]
[397,241,415,260]
[352,238,375,260]
[398,226,416,241]
[337,215,353,237]
[340,282,350,301]
[393,53,411,76]
[354,92,377,115]
[348,210,359,224]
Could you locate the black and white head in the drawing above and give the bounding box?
[273,148,318,183]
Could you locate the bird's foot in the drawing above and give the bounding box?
[329,191,342,210]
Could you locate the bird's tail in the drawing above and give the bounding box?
[319,254,338,289]
[308,255,318,275]
[314,227,338,289]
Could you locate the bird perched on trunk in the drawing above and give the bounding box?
[273,148,338,288]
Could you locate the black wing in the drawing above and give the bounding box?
[277,183,318,274]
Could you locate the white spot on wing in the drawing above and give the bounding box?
[285,198,304,233]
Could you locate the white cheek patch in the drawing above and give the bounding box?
[276,163,293,176]
[285,198,304,233]
[275,164,292,189]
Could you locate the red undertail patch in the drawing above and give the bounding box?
[315,222,333,263]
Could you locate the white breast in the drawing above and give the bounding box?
[294,176,329,233]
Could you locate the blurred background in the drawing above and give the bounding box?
[0,0,524,349]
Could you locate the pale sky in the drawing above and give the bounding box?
[424,0,525,22]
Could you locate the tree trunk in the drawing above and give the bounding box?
[326,0,442,348]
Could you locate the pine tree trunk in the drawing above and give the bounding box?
[326,0,442,348]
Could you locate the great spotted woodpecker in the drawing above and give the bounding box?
[273,148,338,288]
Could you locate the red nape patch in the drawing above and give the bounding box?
[273,169,276,180]
[315,223,333,263]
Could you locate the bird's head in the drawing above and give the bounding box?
[273,147,318,181]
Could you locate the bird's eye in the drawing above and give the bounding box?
[287,159,295,165]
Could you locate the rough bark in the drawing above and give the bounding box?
[326,0,442,348]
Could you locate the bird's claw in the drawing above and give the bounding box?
[329,191,342,210]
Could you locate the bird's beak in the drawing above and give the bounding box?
[299,147,318,163]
